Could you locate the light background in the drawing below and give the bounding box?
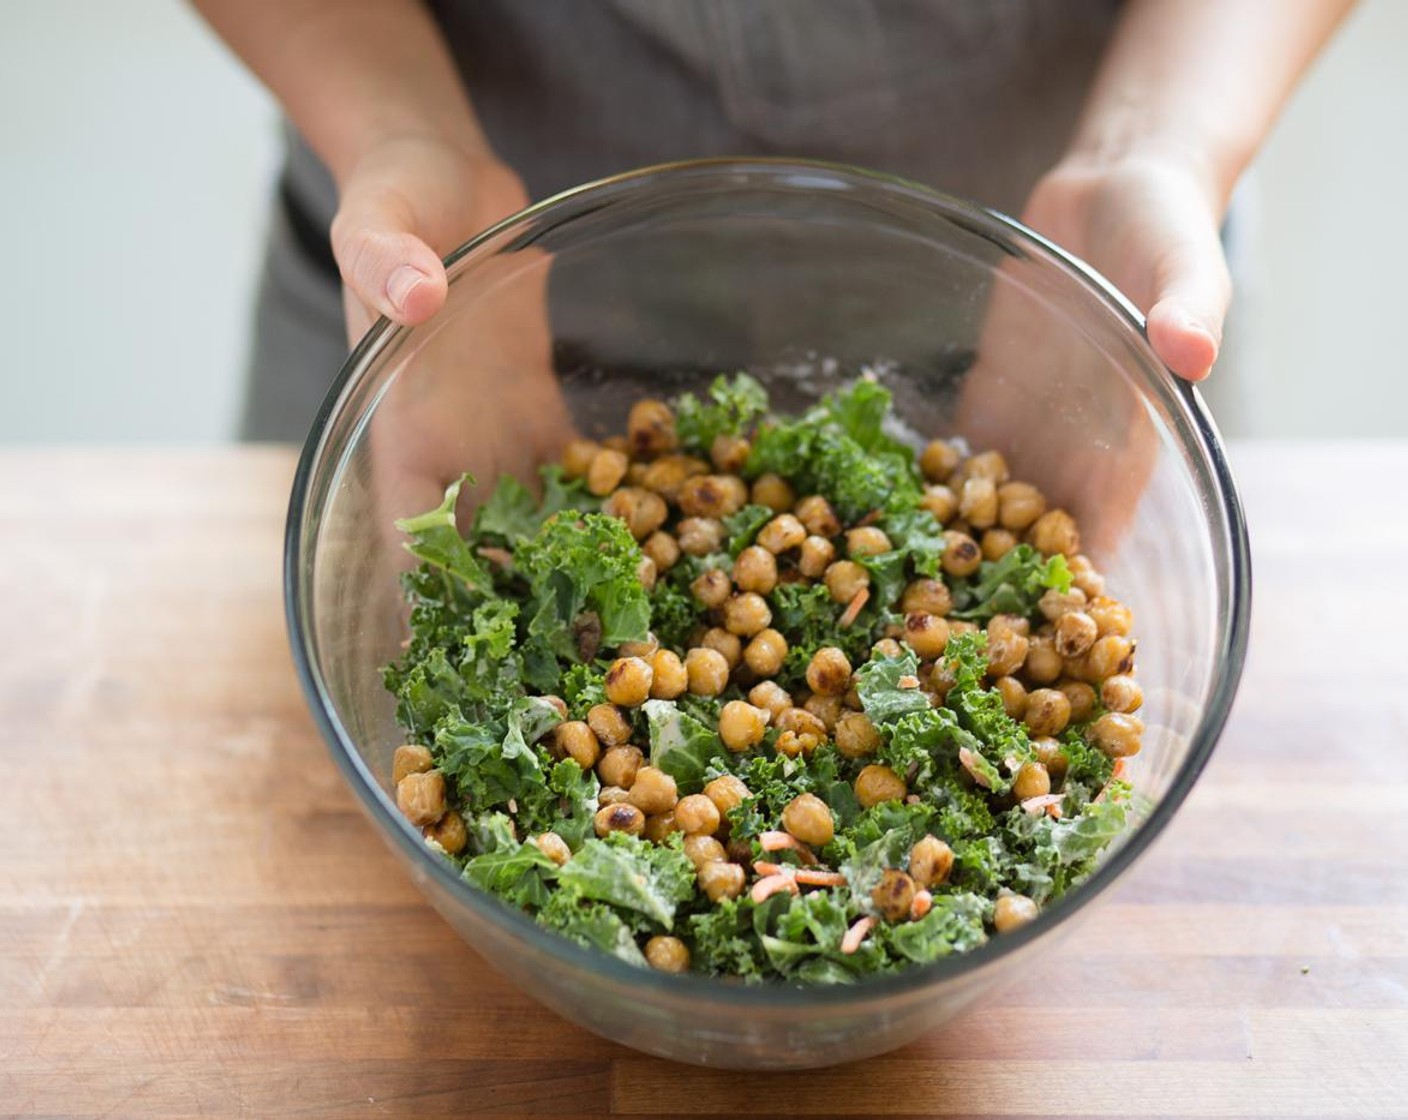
[1,0,1402,444]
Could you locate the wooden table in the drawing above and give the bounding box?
[2,446,1405,1119]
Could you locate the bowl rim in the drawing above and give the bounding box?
[284,156,1252,1008]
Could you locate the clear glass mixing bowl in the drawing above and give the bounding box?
[285,159,1250,1069]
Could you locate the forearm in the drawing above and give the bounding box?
[1068,0,1355,207]
[191,0,488,185]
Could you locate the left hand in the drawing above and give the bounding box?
[1020,150,1231,382]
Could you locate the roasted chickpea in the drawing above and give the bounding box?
[776,729,821,758]
[855,764,906,808]
[1059,679,1098,723]
[1069,554,1106,598]
[801,647,850,696]
[602,434,630,454]
[683,833,727,868]
[959,477,998,529]
[986,620,1030,677]
[743,628,788,677]
[919,439,961,482]
[703,774,751,819]
[904,612,951,659]
[628,765,679,815]
[645,935,691,973]
[1101,674,1144,713]
[1024,689,1072,737]
[1038,586,1088,621]
[424,808,468,854]
[685,647,731,696]
[640,455,693,502]
[940,530,982,577]
[676,516,725,556]
[1090,712,1144,757]
[597,785,631,806]
[710,433,751,474]
[1054,611,1098,659]
[928,659,957,704]
[691,568,733,609]
[695,627,741,671]
[733,546,778,595]
[1087,634,1135,680]
[846,526,892,558]
[673,794,721,836]
[718,699,770,752]
[908,835,954,888]
[794,495,841,538]
[561,438,601,480]
[396,770,446,826]
[392,744,433,784]
[803,692,844,732]
[796,535,836,579]
[834,710,881,759]
[594,802,645,837]
[920,484,959,524]
[1089,597,1134,637]
[605,657,653,707]
[541,695,570,720]
[964,449,1011,484]
[678,474,747,519]
[757,512,808,554]
[530,831,572,866]
[642,812,678,843]
[642,530,681,573]
[776,707,827,739]
[994,676,1028,719]
[824,560,870,604]
[722,592,772,637]
[751,472,795,512]
[1024,636,1063,684]
[585,704,631,749]
[748,680,792,721]
[948,619,980,637]
[872,868,917,922]
[872,637,905,660]
[994,893,1039,933]
[597,745,644,789]
[981,528,1018,561]
[1012,761,1052,801]
[602,486,669,540]
[586,448,630,497]
[781,792,835,847]
[553,720,601,769]
[995,481,1046,530]
[1032,737,1070,783]
[649,649,688,699]
[698,860,746,903]
[618,633,659,660]
[1029,509,1080,556]
[626,398,678,457]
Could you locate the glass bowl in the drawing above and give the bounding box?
[285,159,1250,1069]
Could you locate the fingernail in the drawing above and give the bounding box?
[386,265,428,313]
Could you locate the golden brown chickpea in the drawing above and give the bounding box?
[794,495,842,538]
[743,628,788,677]
[1059,680,1097,723]
[855,764,906,808]
[605,657,653,707]
[796,535,836,579]
[940,531,982,577]
[994,893,1039,933]
[1029,509,1080,556]
[561,438,601,480]
[1090,712,1144,757]
[872,868,917,922]
[602,434,630,454]
[801,692,842,733]
[692,631,738,674]
[642,812,678,843]
[908,835,954,888]
[718,699,770,753]
[1068,554,1106,598]
[1089,597,1134,637]
[396,770,446,826]
[594,802,645,837]
[777,707,828,739]
[927,659,957,705]
[805,647,853,696]
[683,833,727,868]
[628,765,679,815]
[919,439,961,482]
[642,530,681,573]
[1054,611,1099,658]
[965,449,1011,484]
[602,486,669,540]
[627,398,678,457]
[424,808,468,855]
[959,476,999,529]
[676,516,725,556]
[1037,586,1088,622]
[986,619,1030,678]
[685,647,731,696]
[1024,689,1072,737]
[775,729,821,758]
[904,612,951,660]
[846,527,892,558]
[1101,674,1143,713]
[645,934,691,973]
[994,482,1044,532]
[698,860,746,903]
[640,455,692,501]
[541,695,570,720]
[722,592,772,637]
[554,720,602,770]
[1087,634,1135,681]
[994,676,1028,719]
[757,512,808,554]
[392,744,433,784]
[530,831,572,866]
[981,528,1018,561]
[781,792,835,847]
[710,433,751,474]
[597,784,631,806]
[948,619,980,638]
[649,649,688,699]
[872,637,905,660]
[733,545,779,595]
[618,633,660,661]
[680,474,748,519]
[748,680,792,721]
[597,744,644,789]
[691,568,732,609]
[919,484,958,524]
[823,560,870,604]
[834,710,881,759]
[1032,737,1069,784]
[1024,636,1063,684]
[1012,761,1052,802]
[696,776,745,819]
[585,704,631,748]
[586,448,630,497]
[750,472,795,512]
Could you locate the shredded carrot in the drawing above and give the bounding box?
[897,675,920,690]
[838,586,870,628]
[794,868,847,887]
[753,860,787,877]
[760,831,806,853]
[1020,793,1065,816]
[841,916,876,954]
[750,873,801,904]
[910,890,933,920]
[958,747,992,790]
[1112,758,1128,780]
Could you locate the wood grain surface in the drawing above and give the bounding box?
[2,445,1406,1119]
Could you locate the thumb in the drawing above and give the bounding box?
[1144,223,1232,383]
[329,184,448,327]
